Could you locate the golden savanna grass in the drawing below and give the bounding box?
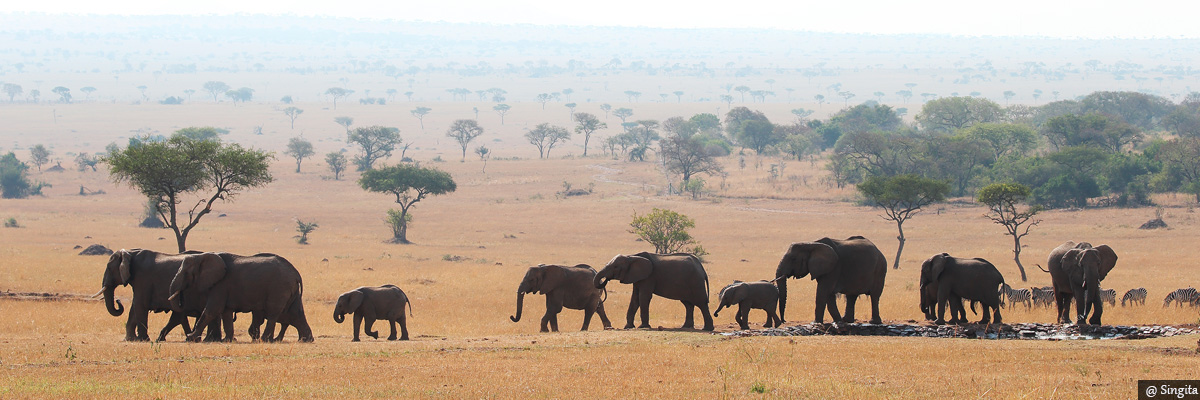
[1,101,1199,398]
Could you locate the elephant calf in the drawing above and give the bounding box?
[334,285,413,341]
[714,280,781,330]
[511,264,612,332]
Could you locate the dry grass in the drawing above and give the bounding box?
[1,102,1199,398]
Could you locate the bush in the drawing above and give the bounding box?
[4,218,18,228]
[628,208,704,254]
[0,152,32,199]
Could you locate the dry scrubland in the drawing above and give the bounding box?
[1,102,1199,398]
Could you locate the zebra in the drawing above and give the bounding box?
[1098,288,1117,307]
[999,283,1032,309]
[1030,286,1055,308]
[1163,288,1199,308]
[1121,288,1147,307]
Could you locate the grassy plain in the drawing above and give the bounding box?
[1,101,1199,398]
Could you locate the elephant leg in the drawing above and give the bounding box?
[736,305,750,330]
[682,301,696,329]
[869,292,883,324]
[203,318,223,342]
[697,301,714,331]
[935,296,947,325]
[248,313,263,341]
[158,312,187,342]
[1054,292,1071,324]
[352,313,363,341]
[126,303,149,341]
[1073,292,1087,325]
[550,314,559,333]
[397,312,409,341]
[825,292,843,323]
[992,304,1003,324]
[637,284,654,329]
[843,294,858,323]
[540,311,552,333]
[387,320,397,341]
[812,287,830,324]
[363,317,378,339]
[221,311,236,342]
[624,289,639,329]
[596,301,613,329]
[546,297,563,332]
[1088,300,1103,325]
[581,302,595,331]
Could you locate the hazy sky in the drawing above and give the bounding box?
[10,0,1200,39]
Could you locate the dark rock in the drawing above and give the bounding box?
[1139,218,1167,229]
[139,216,165,228]
[78,244,113,256]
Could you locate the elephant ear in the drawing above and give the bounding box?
[189,252,228,292]
[539,265,566,294]
[118,249,132,284]
[919,256,935,286]
[345,290,365,312]
[730,284,750,303]
[620,255,654,284]
[1061,249,1086,282]
[804,242,839,278]
[1093,245,1117,281]
[931,253,949,280]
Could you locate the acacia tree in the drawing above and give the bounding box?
[525,123,572,159]
[573,112,606,157]
[105,133,273,252]
[857,174,949,270]
[284,137,315,173]
[283,107,304,129]
[613,108,634,124]
[978,183,1041,282]
[359,164,456,244]
[203,81,229,102]
[3,83,22,102]
[628,208,704,255]
[659,135,723,186]
[411,106,432,129]
[325,87,353,109]
[493,104,511,124]
[29,144,51,172]
[326,152,348,180]
[445,119,484,161]
[334,116,354,140]
[915,96,1004,134]
[80,86,96,100]
[348,126,401,171]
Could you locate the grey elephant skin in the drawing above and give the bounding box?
[775,236,887,324]
[511,264,612,332]
[334,285,412,341]
[168,252,314,342]
[594,252,714,331]
[1041,241,1117,325]
[101,249,226,342]
[714,280,781,330]
[919,253,1004,325]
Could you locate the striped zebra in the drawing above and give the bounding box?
[1031,286,1055,308]
[999,283,1032,309]
[1163,288,1199,308]
[1121,288,1147,307]
[1098,288,1116,306]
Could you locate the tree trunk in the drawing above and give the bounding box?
[1012,235,1028,282]
[893,221,905,270]
[295,159,302,173]
[583,135,590,157]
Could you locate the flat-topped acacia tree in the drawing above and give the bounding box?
[105,131,273,252]
[359,164,456,244]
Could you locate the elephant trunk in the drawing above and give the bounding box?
[776,277,788,323]
[103,285,124,317]
[593,272,609,289]
[333,311,345,324]
[713,303,725,318]
[510,292,525,322]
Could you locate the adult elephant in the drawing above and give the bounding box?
[168,252,314,342]
[919,253,1004,325]
[774,236,887,324]
[100,249,222,341]
[1039,241,1118,325]
[511,264,612,332]
[594,252,713,331]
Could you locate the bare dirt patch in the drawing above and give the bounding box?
[722,322,1198,340]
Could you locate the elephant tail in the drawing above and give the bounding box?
[1035,264,1050,273]
[407,296,414,317]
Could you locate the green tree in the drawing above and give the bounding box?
[29,144,51,172]
[284,137,315,173]
[203,81,229,102]
[525,123,572,159]
[325,87,353,109]
[359,164,456,244]
[105,133,274,252]
[1042,113,1142,152]
[224,87,254,104]
[0,152,33,198]
[1157,137,1200,202]
[978,183,1041,281]
[963,123,1038,159]
[3,83,22,102]
[173,126,222,142]
[325,152,348,180]
[493,104,511,124]
[613,108,634,124]
[348,126,401,171]
[659,134,724,186]
[628,208,704,254]
[1079,91,1174,130]
[282,107,304,129]
[295,219,318,245]
[52,86,71,103]
[574,112,606,157]
[857,174,950,269]
[411,106,432,130]
[446,119,484,161]
[915,96,1004,133]
[736,119,781,155]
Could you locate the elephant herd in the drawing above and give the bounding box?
[101,237,1134,343]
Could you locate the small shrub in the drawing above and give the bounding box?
[749,382,767,394]
[4,218,18,228]
[295,219,319,244]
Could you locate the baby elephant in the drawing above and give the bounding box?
[511,264,612,332]
[715,280,782,330]
[334,285,413,341]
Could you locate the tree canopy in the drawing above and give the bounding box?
[445,119,484,161]
[359,164,456,244]
[977,183,1041,281]
[348,126,401,171]
[525,123,572,159]
[858,174,949,269]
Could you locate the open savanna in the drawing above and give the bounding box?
[1,101,1199,398]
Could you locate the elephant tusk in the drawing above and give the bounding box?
[166,292,178,302]
[91,288,105,298]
